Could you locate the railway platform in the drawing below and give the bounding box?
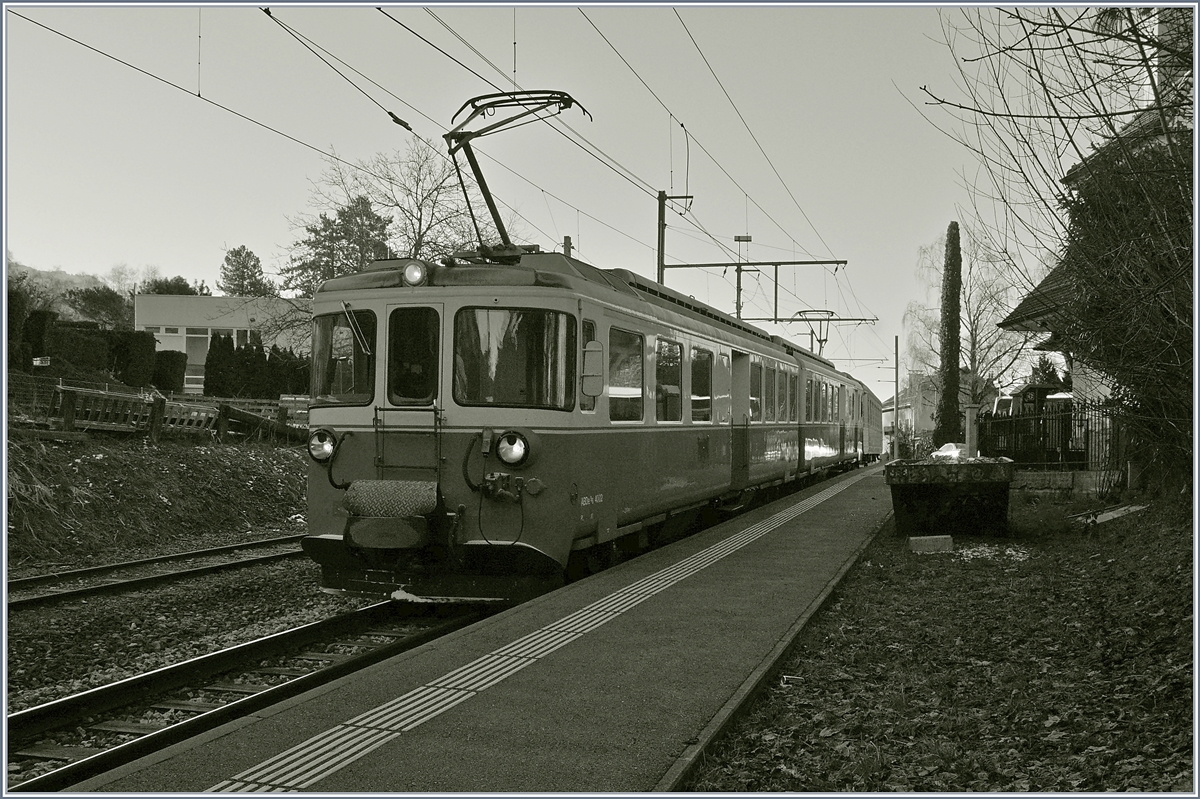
[71,464,892,793]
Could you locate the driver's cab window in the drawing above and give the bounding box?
[388,307,440,405]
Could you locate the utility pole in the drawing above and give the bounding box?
[894,335,899,461]
[657,190,693,285]
[734,235,752,318]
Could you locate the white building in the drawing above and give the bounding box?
[134,295,309,394]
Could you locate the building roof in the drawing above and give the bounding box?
[997,265,1075,333]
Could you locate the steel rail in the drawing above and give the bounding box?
[8,551,309,610]
[8,534,306,590]
[8,603,489,792]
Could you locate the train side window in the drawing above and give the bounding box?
[749,359,763,422]
[656,338,683,422]
[581,320,597,413]
[764,365,776,422]
[789,373,798,422]
[691,347,713,422]
[805,377,813,422]
[777,367,788,422]
[609,327,644,422]
[820,382,828,422]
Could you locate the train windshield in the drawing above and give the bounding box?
[311,309,377,405]
[388,306,440,405]
[453,307,576,410]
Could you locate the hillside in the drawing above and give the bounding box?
[7,435,308,571]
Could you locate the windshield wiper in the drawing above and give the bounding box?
[341,301,372,356]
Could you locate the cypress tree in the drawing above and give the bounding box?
[933,221,963,448]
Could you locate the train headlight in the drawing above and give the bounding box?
[402,261,428,286]
[495,431,529,467]
[308,428,338,462]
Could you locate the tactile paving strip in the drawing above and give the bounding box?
[209,469,872,792]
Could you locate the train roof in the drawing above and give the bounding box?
[317,253,839,372]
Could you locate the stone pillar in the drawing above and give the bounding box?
[964,404,981,458]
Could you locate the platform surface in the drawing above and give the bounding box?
[74,465,892,793]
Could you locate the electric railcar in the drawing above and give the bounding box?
[301,250,884,602]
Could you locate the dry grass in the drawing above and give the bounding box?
[6,436,307,568]
[685,492,1193,792]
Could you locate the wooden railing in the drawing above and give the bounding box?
[8,374,308,438]
[44,387,305,442]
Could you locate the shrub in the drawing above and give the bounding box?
[48,326,110,374]
[106,330,157,387]
[152,350,189,394]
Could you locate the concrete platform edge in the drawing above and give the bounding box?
[653,509,894,791]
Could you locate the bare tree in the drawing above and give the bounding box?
[104,264,139,298]
[904,223,1029,403]
[923,7,1192,477]
[310,138,509,262]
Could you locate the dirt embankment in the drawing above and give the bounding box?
[7,436,308,570]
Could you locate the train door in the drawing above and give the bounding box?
[839,384,847,456]
[730,350,751,487]
[376,303,443,484]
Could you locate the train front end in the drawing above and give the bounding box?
[301,257,582,603]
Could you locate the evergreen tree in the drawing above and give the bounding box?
[63,285,133,329]
[281,195,391,298]
[142,275,201,295]
[1028,355,1064,388]
[933,221,963,447]
[203,333,236,396]
[217,245,277,297]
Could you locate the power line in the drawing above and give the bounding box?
[383,8,743,262]
[261,8,411,130]
[581,9,822,261]
[281,8,660,258]
[674,8,837,260]
[7,9,371,178]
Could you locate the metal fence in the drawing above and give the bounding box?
[977,400,1121,471]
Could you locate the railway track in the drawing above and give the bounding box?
[7,600,493,792]
[7,535,308,609]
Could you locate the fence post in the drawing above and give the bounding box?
[149,396,166,444]
[60,389,77,432]
[964,404,980,457]
[217,404,230,443]
[275,406,289,444]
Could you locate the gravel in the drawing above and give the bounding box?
[7,556,375,712]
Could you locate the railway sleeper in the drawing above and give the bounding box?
[12,745,105,763]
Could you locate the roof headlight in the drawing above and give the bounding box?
[402,261,428,286]
[308,428,337,462]
[495,431,529,467]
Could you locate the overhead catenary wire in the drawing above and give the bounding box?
[582,8,889,366]
[262,6,666,257]
[17,4,883,368]
[382,7,742,262]
[8,8,563,257]
[581,8,822,260]
[6,9,377,182]
[262,7,411,131]
[673,8,838,261]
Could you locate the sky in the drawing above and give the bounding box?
[4,2,991,403]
